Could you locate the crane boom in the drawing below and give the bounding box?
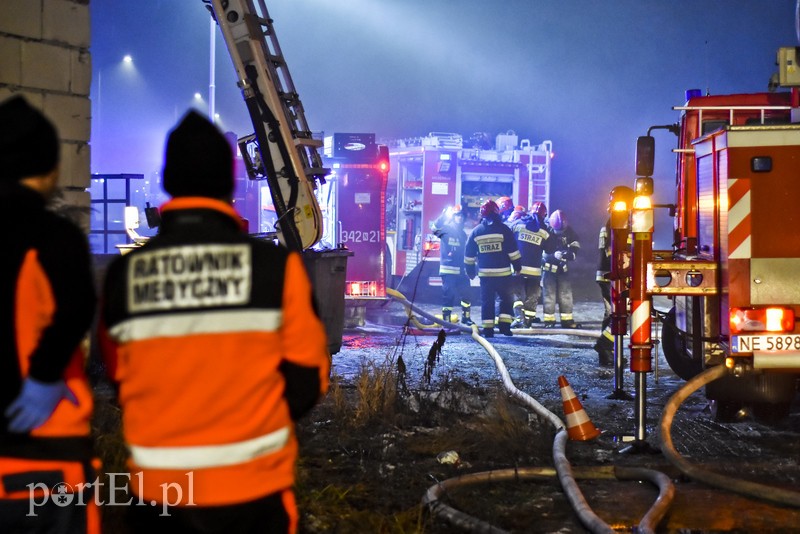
[207,0,327,251]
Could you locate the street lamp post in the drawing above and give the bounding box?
[92,55,135,173]
[209,17,216,122]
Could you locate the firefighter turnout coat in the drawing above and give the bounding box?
[464,215,522,278]
[543,226,580,274]
[596,219,611,283]
[511,214,549,277]
[99,198,330,507]
[435,220,467,276]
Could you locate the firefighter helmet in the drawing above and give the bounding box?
[479,199,499,219]
[496,196,514,215]
[530,201,547,220]
[549,209,566,232]
[508,205,525,222]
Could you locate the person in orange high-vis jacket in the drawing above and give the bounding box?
[99,110,330,533]
[0,96,99,533]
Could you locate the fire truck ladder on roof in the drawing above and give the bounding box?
[208,0,327,251]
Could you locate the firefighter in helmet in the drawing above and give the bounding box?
[496,196,515,222]
[542,209,582,328]
[508,205,525,223]
[530,201,548,228]
[506,205,527,325]
[464,199,522,337]
[510,202,551,327]
[595,186,634,366]
[432,204,474,326]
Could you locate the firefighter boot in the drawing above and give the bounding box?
[597,348,614,367]
[461,309,474,326]
[498,323,513,337]
[510,304,525,328]
[442,310,451,325]
[560,320,582,329]
[594,336,614,367]
[482,327,494,338]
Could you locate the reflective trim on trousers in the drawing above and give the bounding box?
[497,314,513,325]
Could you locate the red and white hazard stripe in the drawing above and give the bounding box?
[727,177,751,259]
[630,299,651,346]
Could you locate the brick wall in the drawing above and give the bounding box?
[0,0,91,231]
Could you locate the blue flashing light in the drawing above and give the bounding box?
[685,89,702,101]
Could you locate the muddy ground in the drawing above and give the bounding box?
[90,290,800,533]
[293,297,800,534]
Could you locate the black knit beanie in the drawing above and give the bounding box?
[162,110,234,198]
[0,95,59,181]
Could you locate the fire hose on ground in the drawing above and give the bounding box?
[386,288,675,533]
[386,287,600,339]
[660,364,800,508]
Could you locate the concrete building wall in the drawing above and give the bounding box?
[0,0,92,232]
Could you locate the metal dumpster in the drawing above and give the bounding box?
[302,247,352,355]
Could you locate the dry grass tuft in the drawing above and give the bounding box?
[329,357,400,428]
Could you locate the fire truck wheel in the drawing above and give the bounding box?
[711,400,746,423]
[751,401,792,424]
[661,307,704,381]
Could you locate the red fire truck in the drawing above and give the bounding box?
[385,131,552,292]
[320,133,390,302]
[639,46,800,420]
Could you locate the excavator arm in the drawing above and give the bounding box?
[206,0,327,251]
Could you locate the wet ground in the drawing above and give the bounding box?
[294,294,800,533]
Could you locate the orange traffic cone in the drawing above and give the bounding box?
[558,375,601,441]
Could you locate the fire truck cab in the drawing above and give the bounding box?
[386,131,552,293]
[640,75,800,419]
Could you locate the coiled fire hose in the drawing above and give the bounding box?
[660,364,800,508]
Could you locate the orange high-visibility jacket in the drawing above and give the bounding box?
[1,182,95,460]
[99,198,330,506]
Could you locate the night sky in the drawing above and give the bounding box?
[90,0,797,248]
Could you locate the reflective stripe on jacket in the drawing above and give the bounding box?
[542,225,580,275]
[511,214,548,277]
[432,213,468,277]
[100,197,330,506]
[464,215,521,278]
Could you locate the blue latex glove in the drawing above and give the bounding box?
[4,377,77,433]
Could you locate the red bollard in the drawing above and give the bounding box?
[629,191,654,445]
